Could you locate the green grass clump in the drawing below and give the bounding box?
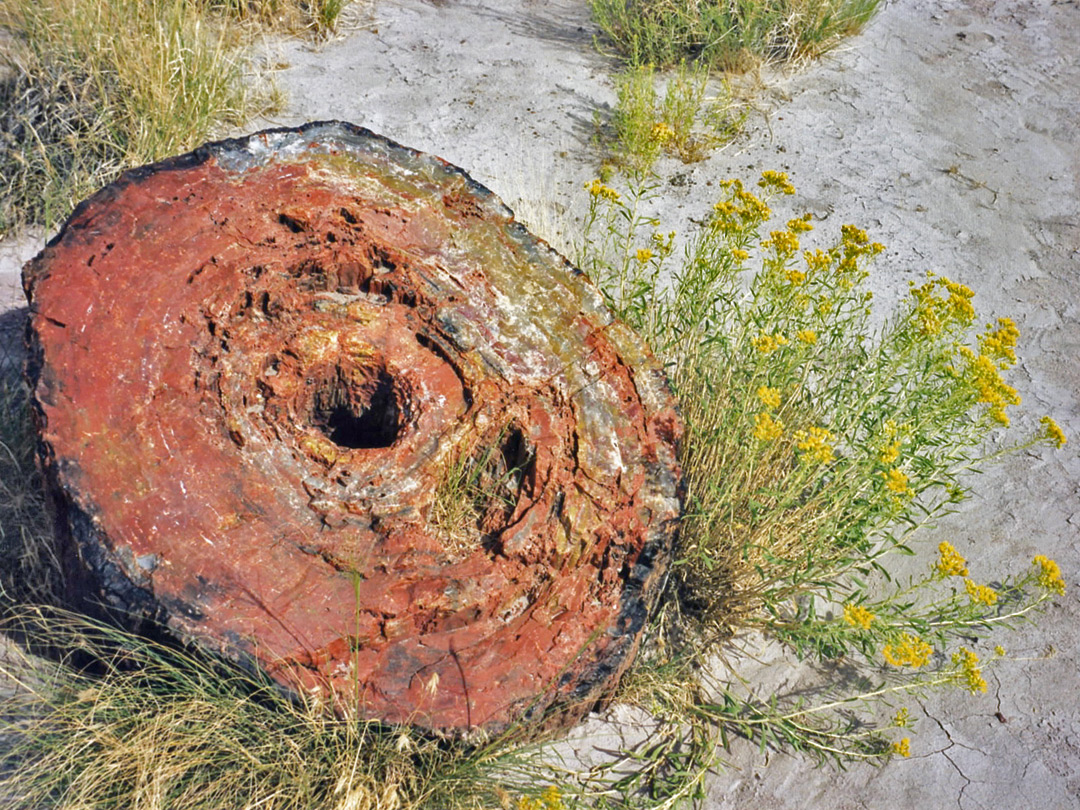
[429,423,533,558]
[606,61,745,174]
[590,0,882,70]
[0,0,282,235]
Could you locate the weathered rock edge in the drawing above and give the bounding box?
[23,121,683,735]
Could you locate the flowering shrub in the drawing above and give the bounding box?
[579,171,1067,769]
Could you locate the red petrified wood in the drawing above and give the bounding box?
[23,122,683,735]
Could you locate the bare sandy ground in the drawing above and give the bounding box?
[2,0,1078,806]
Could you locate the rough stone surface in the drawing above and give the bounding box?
[22,121,683,735]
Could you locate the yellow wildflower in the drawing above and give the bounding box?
[994,645,1006,657]
[964,578,998,606]
[796,328,818,345]
[713,179,772,232]
[794,426,835,464]
[788,213,814,233]
[803,248,832,275]
[758,170,796,195]
[843,603,875,630]
[944,278,976,324]
[841,224,870,245]
[651,121,675,144]
[635,247,654,263]
[883,633,933,668]
[751,332,789,354]
[585,179,619,201]
[882,468,911,496]
[786,269,807,285]
[518,786,563,810]
[910,273,976,337]
[952,647,987,694]
[893,707,911,728]
[1033,555,1066,595]
[880,439,901,465]
[936,541,968,577]
[956,346,1021,425]
[757,386,781,410]
[753,412,784,442]
[764,229,800,255]
[891,737,911,757]
[731,248,750,261]
[651,230,676,250]
[979,317,1020,368]
[1040,416,1067,448]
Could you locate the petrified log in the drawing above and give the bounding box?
[23,121,682,735]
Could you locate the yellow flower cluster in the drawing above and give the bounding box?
[883,633,933,668]
[979,317,1020,367]
[795,328,818,345]
[893,707,911,728]
[788,213,814,233]
[879,439,901,465]
[518,786,564,810]
[952,647,987,694]
[843,603,875,630]
[882,468,911,496]
[757,386,781,410]
[794,426,835,464]
[891,737,912,758]
[803,248,831,275]
[910,273,976,336]
[651,120,675,145]
[936,541,969,577]
[831,224,885,287]
[753,412,784,442]
[1040,416,1067,448]
[731,248,750,261]
[785,269,807,285]
[585,179,620,201]
[635,247,654,263]
[651,230,676,251]
[752,332,789,354]
[964,578,998,606]
[763,228,801,256]
[1033,555,1065,595]
[758,170,796,195]
[956,345,1021,426]
[712,178,774,234]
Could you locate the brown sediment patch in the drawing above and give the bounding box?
[22,121,682,736]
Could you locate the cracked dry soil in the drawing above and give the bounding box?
[2,0,1079,807]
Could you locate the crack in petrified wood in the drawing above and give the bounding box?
[23,121,683,735]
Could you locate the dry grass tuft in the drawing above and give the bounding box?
[0,0,283,234]
[589,0,882,71]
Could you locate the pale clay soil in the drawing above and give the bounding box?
[2,0,1079,807]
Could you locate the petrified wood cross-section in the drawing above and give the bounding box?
[23,121,683,735]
